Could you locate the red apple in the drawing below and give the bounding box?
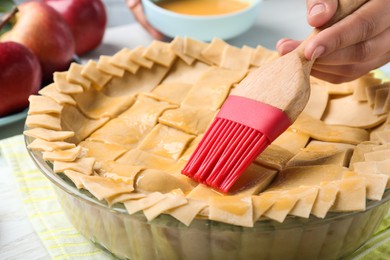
[44,0,107,55]
[0,1,75,82]
[0,41,41,117]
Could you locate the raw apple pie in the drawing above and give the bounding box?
[24,37,390,228]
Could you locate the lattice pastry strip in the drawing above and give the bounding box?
[81,60,112,91]
[250,45,279,66]
[161,59,212,85]
[179,135,203,161]
[61,104,109,144]
[27,138,76,152]
[79,140,128,162]
[124,192,165,214]
[288,186,319,218]
[135,168,194,194]
[366,82,390,107]
[254,144,295,170]
[42,146,82,162]
[220,44,252,71]
[272,128,310,155]
[262,190,298,222]
[39,84,76,106]
[358,173,388,200]
[170,37,195,65]
[109,48,140,73]
[200,37,228,66]
[129,46,154,68]
[54,71,84,94]
[63,170,86,189]
[72,88,136,119]
[143,40,176,67]
[286,141,354,168]
[209,195,253,227]
[181,83,231,111]
[28,95,63,114]
[159,106,217,135]
[183,37,211,64]
[119,95,177,122]
[373,87,390,115]
[311,181,339,218]
[98,160,144,185]
[97,55,126,77]
[107,192,145,206]
[322,94,386,128]
[374,130,390,144]
[117,149,176,171]
[147,82,194,105]
[330,173,366,212]
[25,113,62,131]
[353,73,383,101]
[88,117,148,149]
[88,96,177,148]
[103,64,170,97]
[179,67,247,110]
[138,124,195,160]
[88,95,176,149]
[252,193,276,221]
[292,113,369,145]
[228,163,277,196]
[66,171,135,200]
[195,66,247,90]
[53,157,95,175]
[302,83,329,120]
[143,191,188,221]
[167,199,208,226]
[67,63,91,89]
[24,128,74,142]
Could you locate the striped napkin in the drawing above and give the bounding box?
[0,135,112,260]
[1,135,390,259]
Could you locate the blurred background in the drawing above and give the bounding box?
[14,0,136,26]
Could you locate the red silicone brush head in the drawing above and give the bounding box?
[182,95,291,192]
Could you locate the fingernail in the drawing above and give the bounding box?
[309,3,326,17]
[127,0,136,8]
[311,45,325,60]
[276,38,290,48]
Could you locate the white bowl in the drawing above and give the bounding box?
[142,0,262,41]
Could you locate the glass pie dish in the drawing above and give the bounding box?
[23,37,390,259]
[26,134,390,259]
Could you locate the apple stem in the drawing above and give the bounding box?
[0,6,18,33]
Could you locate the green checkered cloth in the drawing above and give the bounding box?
[1,135,389,259]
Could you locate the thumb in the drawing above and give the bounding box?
[306,0,338,28]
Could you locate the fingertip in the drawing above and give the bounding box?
[276,39,289,54]
[126,0,140,9]
[276,38,290,49]
[308,3,326,18]
[276,39,301,55]
[307,0,338,28]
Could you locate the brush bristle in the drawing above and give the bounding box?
[182,118,270,192]
[181,95,292,193]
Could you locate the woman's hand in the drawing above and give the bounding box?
[125,0,165,40]
[276,0,390,83]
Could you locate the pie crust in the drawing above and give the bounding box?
[24,37,390,227]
